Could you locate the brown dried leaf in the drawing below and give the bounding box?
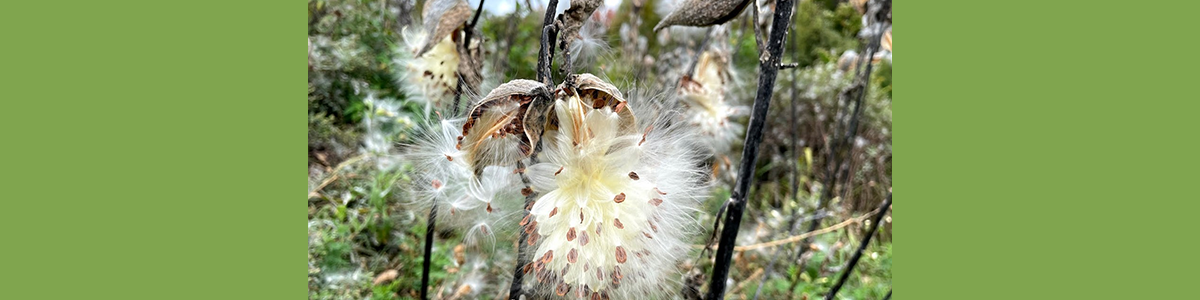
[372,269,399,285]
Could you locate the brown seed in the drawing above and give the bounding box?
[613,193,625,203]
[521,187,533,196]
[561,264,570,275]
[648,221,658,233]
[513,167,524,174]
[628,172,639,180]
[542,250,554,264]
[601,291,610,300]
[591,292,601,300]
[595,268,604,280]
[525,221,537,234]
[555,167,564,176]
[568,248,578,263]
[584,263,590,271]
[655,187,667,195]
[643,231,653,239]
[480,225,489,235]
[556,282,571,296]
[650,198,663,206]
[613,218,624,229]
[549,207,558,218]
[519,214,531,226]
[445,154,454,161]
[523,262,533,274]
[567,227,577,242]
[613,265,623,279]
[579,231,590,246]
[639,125,653,146]
[431,179,443,189]
[486,202,493,213]
[596,223,603,235]
[534,260,545,272]
[527,233,539,245]
[580,211,585,223]
[615,246,627,264]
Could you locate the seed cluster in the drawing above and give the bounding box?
[519,74,693,298]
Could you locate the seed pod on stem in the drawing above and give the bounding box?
[523,74,709,298]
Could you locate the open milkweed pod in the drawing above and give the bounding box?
[555,74,636,135]
[653,0,751,32]
[678,51,742,160]
[459,80,553,175]
[418,0,472,57]
[522,74,708,299]
[406,117,525,246]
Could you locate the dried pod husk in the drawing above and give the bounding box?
[653,0,751,31]
[459,80,552,175]
[557,74,636,134]
[557,0,604,51]
[418,0,472,57]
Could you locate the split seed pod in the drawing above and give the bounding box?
[557,0,604,53]
[653,0,751,31]
[458,80,553,175]
[418,0,472,57]
[525,74,707,298]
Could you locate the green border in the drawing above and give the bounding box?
[4,1,1200,299]
[3,1,304,299]
[903,1,1200,299]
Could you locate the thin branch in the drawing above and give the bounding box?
[824,192,891,300]
[752,18,803,298]
[691,207,879,252]
[727,268,765,295]
[734,205,882,252]
[750,0,765,54]
[536,24,559,86]
[450,0,487,116]
[793,0,889,265]
[308,155,365,198]
[420,205,436,300]
[703,0,796,298]
[509,2,558,293]
[506,160,539,300]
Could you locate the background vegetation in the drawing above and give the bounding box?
[308,0,892,299]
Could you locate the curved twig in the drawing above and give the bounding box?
[824,192,891,300]
[703,0,797,297]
